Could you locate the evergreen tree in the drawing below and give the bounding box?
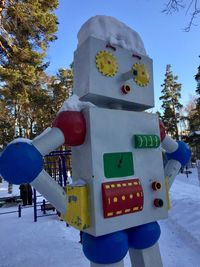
[186,61,200,160]
[195,64,200,107]
[0,98,14,147]
[159,64,183,139]
[23,72,54,139]
[32,67,73,136]
[0,0,58,142]
[189,62,200,131]
[49,68,73,114]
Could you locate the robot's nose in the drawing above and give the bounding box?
[121,70,133,81]
[121,70,133,94]
[121,84,131,94]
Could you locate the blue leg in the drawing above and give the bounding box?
[82,230,129,266]
[127,222,163,267]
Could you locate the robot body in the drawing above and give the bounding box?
[72,107,167,236]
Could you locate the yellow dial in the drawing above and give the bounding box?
[96,50,118,77]
[132,63,150,87]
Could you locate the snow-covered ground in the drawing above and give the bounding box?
[0,168,200,267]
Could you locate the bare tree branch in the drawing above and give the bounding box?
[163,0,200,31]
[184,0,200,31]
[162,0,185,14]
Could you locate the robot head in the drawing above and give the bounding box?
[73,15,154,111]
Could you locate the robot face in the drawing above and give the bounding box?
[73,37,154,111]
[73,16,154,111]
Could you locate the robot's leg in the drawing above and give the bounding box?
[90,260,124,267]
[82,231,128,267]
[127,222,162,267]
[129,242,163,267]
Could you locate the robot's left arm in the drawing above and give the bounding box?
[159,120,191,188]
[0,109,86,214]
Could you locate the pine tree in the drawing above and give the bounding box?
[32,67,73,136]
[23,72,54,139]
[49,68,73,114]
[159,64,183,140]
[189,62,200,131]
[195,64,200,107]
[0,98,14,147]
[187,61,200,160]
[0,0,58,142]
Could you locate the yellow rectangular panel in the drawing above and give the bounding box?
[61,183,90,230]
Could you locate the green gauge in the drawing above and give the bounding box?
[134,135,160,148]
[103,152,134,178]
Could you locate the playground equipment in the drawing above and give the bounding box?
[34,150,72,222]
[44,150,72,187]
[0,16,191,267]
[33,189,56,222]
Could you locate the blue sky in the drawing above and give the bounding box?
[46,0,200,111]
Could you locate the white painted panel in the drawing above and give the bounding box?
[72,107,167,236]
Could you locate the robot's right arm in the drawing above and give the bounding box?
[0,110,86,214]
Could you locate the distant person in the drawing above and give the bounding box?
[27,183,33,205]
[79,231,83,244]
[19,183,28,206]
[8,182,13,194]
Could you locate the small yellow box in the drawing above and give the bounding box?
[62,183,90,230]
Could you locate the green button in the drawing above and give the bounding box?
[134,135,160,148]
[103,152,134,178]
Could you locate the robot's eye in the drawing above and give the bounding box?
[132,63,150,87]
[96,50,118,77]
[133,70,138,76]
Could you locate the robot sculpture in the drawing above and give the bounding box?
[0,16,191,267]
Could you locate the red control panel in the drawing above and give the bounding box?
[102,178,144,218]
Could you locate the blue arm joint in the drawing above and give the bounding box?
[166,141,191,167]
[0,142,43,184]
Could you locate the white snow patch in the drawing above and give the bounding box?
[70,179,87,186]
[58,94,95,113]
[78,15,147,56]
[1,168,200,266]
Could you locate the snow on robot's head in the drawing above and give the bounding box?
[73,15,154,111]
[77,15,147,56]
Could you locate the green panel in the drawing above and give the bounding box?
[134,135,160,148]
[103,152,134,178]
